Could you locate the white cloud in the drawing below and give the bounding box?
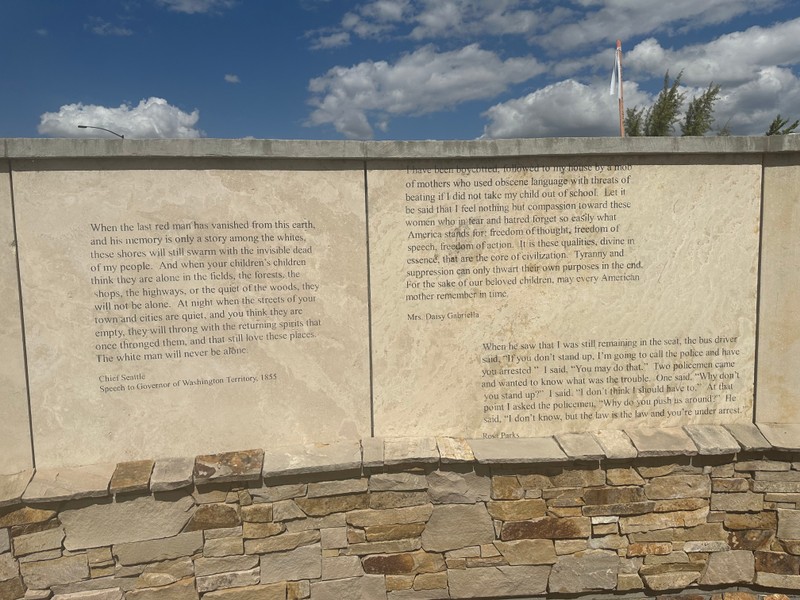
[224,74,240,83]
[155,0,235,14]
[86,17,134,36]
[38,98,203,139]
[714,67,800,134]
[626,17,800,85]
[306,44,543,138]
[481,79,651,138]
[309,31,351,50]
[539,0,782,51]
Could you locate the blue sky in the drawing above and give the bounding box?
[2,0,799,140]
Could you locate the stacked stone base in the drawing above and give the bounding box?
[4,428,800,598]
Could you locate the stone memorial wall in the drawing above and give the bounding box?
[0,136,798,473]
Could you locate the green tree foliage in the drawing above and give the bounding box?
[625,71,723,137]
[625,71,686,136]
[681,83,721,136]
[766,114,799,135]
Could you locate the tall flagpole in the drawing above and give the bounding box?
[616,40,625,137]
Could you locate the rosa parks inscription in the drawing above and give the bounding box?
[15,163,369,467]
[370,156,760,438]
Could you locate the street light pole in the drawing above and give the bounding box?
[77,125,124,139]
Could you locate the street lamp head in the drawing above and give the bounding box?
[77,125,124,139]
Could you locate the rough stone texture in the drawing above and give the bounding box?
[501,517,591,541]
[683,425,741,455]
[555,433,605,460]
[203,583,286,599]
[125,577,198,600]
[0,528,9,554]
[346,505,433,528]
[196,567,260,593]
[435,437,474,463]
[448,565,549,598]
[262,442,361,478]
[640,569,701,591]
[150,457,194,492]
[619,508,709,534]
[185,503,241,531]
[426,471,490,504]
[0,471,34,509]
[369,491,428,509]
[369,474,427,492]
[296,494,369,516]
[259,543,321,584]
[245,530,320,554]
[13,526,65,556]
[362,550,444,575]
[726,423,771,451]
[109,460,154,495]
[113,531,203,565]
[365,523,426,542]
[626,428,698,457]
[384,438,439,466]
[759,424,800,451]
[309,575,386,600]
[548,550,620,593]
[493,539,556,565]
[756,572,800,590]
[321,555,363,580]
[710,492,764,512]
[361,438,384,469]
[194,450,264,485]
[307,479,368,498]
[592,430,638,459]
[51,590,125,600]
[61,495,195,550]
[468,437,567,464]
[644,475,711,499]
[22,464,116,503]
[778,509,800,539]
[486,500,546,521]
[19,554,89,590]
[249,483,306,503]
[420,504,494,552]
[204,583,286,599]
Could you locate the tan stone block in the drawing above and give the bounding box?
[710,492,764,512]
[185,503,241,531]
[756,572,800,590]
[240,504,272,523]
[606,468,645,486]
[271,500,304,522]
[627,542,672,557]
[386,575,414,591]
[0,506,56,528]
[583,486,646,505]
[413,572,448,590]
[724,511,776,530]
[368,473,427,492]
[491,476,523,500]
[346,539,421,556]
[346,505,433,528]
[549,550,619,594]
[369,491,428,509]
[713,478,750,493]
[448,565,549,597]
[0,577,25,600]
[260,543,321,584]
[295,493,369,517]
[307,479,368,498]
[249,484,306,503]
[619,507,709,534]
[420,504,494,552]
[244,530,319,554]
[196,567,260,593]
[362,550,444,575]
[242,522,284,539]
[109,460,154,494]
[286,580,310,600]
[494,539,556,565]
[125,577,198,600]
[644,475,710,500]
[13,526,65,556]
[20,554,89,590]
[202,583,287,600]
[486,499,546,521]
[321,555,363,580]
[654,498,709,512]
[195,556,259,577]
[204,536,244,557]
[364,523,425,542]
[284,513,345,532]
[500,516,590,540]
[113,531,203,566]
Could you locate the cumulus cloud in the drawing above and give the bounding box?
[307,44,543,138]
[224,73,240,83]
[714,67,800,134]
[155,0,235,14]
[626,17,800,85]
[481,79,651,138]
[38,98,203,139]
